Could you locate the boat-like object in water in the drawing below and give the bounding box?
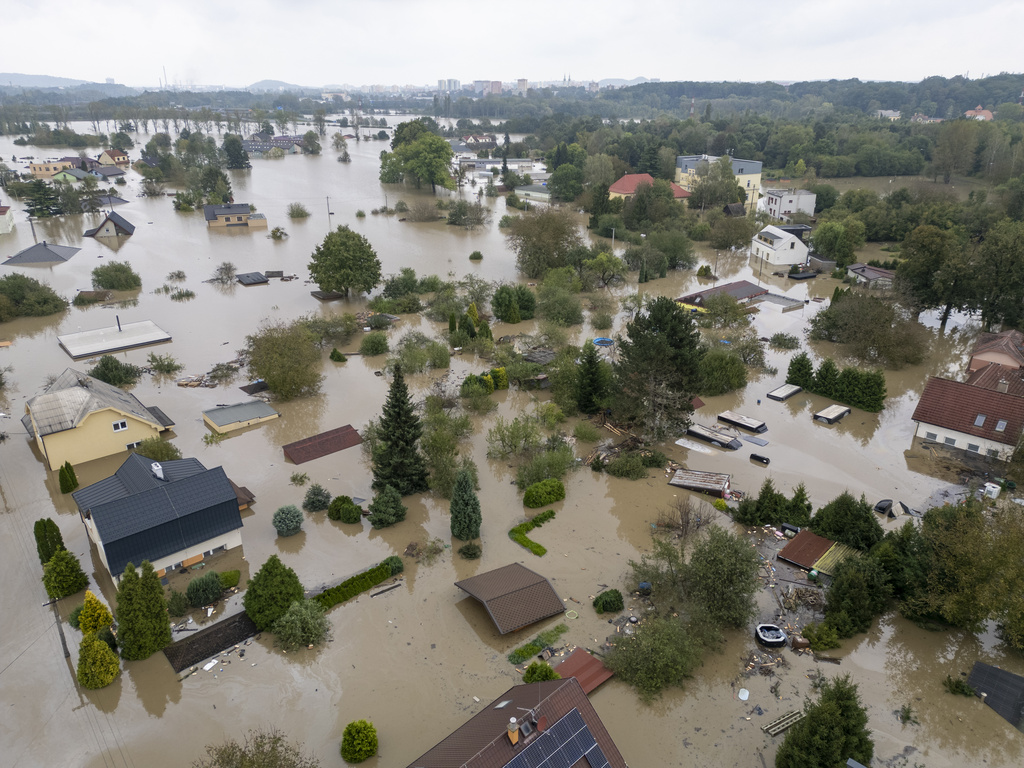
[755,623,787,648]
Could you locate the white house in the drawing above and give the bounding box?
[763,188,816,221]
[750,225,809,267]
[0,203,14,235]
[911,377,1024,461]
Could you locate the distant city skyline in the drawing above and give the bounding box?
[7,0,1023,91]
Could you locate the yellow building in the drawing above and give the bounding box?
[202,400,280,434]
[23,369,174,470]
[675,154,762,213]
[29,159,76,179]
[202,203,268,229]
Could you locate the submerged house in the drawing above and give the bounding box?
[203,203,267,229]
[22,368,174,470]
[72,454,243,580]
[84,211,135,238]
[911,376,1024,461]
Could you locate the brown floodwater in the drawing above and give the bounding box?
[1,122,1021,768]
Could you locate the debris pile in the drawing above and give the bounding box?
[743,649,788,677]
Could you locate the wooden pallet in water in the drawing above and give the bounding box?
[761,710,805,736]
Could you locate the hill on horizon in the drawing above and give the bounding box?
[0,72,98,88]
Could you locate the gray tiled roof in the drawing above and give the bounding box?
[73,453,207,510]
[84,211,135,237]
[26,368,162,437]
[203,400,278,427]
[203,203,252,221]
[3,241,80,264]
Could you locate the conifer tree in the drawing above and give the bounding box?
[368,484,407,529]
[775,674,873,768]
[77,633,120,689]
[33,517,65,566]
[116,561,171,660]
[577,342,607,415]
[371,365,429,496]
[786,351,815,390]
[788,483,813,527]
[243,555,305,631]
[79,590,113,634]
[450,469,482,540]
[42,548,88,599]
[814,358,840,398]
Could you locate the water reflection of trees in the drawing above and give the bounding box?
[126,658,180,717]
[881,614,1024,764]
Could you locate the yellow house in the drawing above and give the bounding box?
[98,148,130,166]
[675,154,762,213]
[29,159,76,179]
[202,400,280,434]
[23,368,174,470]
[203,203,268,229]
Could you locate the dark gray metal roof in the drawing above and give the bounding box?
[84,211,135,237]
[236,272,268,286]
[203,203,252,221]
[74,455,242,576]
[203,400,279,427]
[3,241,80,264]
[969,662,1024,726]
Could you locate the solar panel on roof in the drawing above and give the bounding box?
[505,709,610,768]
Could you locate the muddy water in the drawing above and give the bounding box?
[1,123,1022,767]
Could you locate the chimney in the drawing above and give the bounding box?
[997,380,1009,394]
[151,462,164,480]
[506,717,519,746]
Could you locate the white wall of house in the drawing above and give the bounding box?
[914,422,1013,461]
[764,190,816,220]
[750,232,808,266]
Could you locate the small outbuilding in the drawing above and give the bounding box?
[203,401,280,434]
[282,424,362,464]
[554,647,615,694]
[454,562,565,634]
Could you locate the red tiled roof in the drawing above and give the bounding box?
[609,173,689,198]
[912,377,1024,446]
[554,648,614,694]
[965,363,1024,397]
[406,678,627,768]
[455,563,565,634]
[282,425,362,464]
[777,529,834,570]
[0,206,10,215]
[972,330,1024,367]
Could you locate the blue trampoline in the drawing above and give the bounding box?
[593,337,614,347]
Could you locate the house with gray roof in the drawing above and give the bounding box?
[3,240,80,265]
[84,211,135,238]
[72,453,243,580]
[23,368,174,470]
[203,203,267,229]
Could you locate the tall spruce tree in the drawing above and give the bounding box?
[813,358,840,398]
[371,365,429,496]
[577,342,607,415]
[33,517,65,566]
[775,674,873,768]
[449,469,482,540]
[116,561,171,660]
[786,351,815,390]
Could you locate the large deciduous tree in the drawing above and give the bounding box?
[116,561,172,660]
[371,366,429,496]
[243,555,305,632]
[244,321,323,400]
[686,527,760,629]
[449,469,482,540]
[810,218,866,266]
[308,226,382,296]
[896,225,972,322]
[194,728,321,768]
[505,208,584,278]
[613,296,704,441]
[221,134,250,169]
[809,492,884,552]
[975,219,1024,330]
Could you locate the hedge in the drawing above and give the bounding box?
[219,570,241,589]
[593,589,624,614]
[313,562,392,611]
[509,510,556,556]
[523,478,565,508]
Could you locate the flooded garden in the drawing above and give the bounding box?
[0,120,1022,767]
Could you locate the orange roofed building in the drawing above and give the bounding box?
[608,173,690,200]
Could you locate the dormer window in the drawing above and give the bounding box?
[974,415,986,427]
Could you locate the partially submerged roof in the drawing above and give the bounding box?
[454,562,565,634]
[973,329,1024,367]
[282,424,362,464]
[912,377,1024,447]
[25,368,167,437]
[203,203,252,221]
[84,210,135,237]
[203,400,279,428]
[553,648,614,694]
[58,320,171,358]
[407,677,627,768]
[236,271,268,286]
[968,662,1024,727]
[3,240,80,265]
[609,172,690,199]
[777,529,835,571]
[677,280,768,307]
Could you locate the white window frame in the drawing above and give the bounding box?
[995,419,1007,433]
[967,443,981,453]
[944,437,956,446]
[112,420,128,432]
[924,431,938,441]
[974,414,986,427]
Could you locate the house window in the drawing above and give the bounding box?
[236,216,243,222]
[988,449,1000,458]
[790,242,795,249]
[967,443,981,453]
[996,419,1007,432]
[944,437,956,446]
[113,420,128,432]
[974,414,986,427]
[924,431,938,440]
[126,441,142,450]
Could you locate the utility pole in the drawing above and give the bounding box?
[44,599,70,659]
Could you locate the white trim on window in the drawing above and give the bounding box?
[112,420,128,432]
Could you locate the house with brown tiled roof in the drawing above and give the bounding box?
[609,173,689,200]
[846,263,895,289]
[911,377,1024,461]
[965,105,994,121]
[965,363,1024,397]
[98,148,130,167]
[969,329,1024,372]
[405,678,627,768]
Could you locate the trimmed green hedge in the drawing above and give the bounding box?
[523,478,565,508]
[509,510,556,556]
[313,562,392,611]
[219,570,240,589]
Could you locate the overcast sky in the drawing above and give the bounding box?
[8,0,1023,89]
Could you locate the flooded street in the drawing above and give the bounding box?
[1,123,1022,767]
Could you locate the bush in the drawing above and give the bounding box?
[272,505,303,537]
[219,570,240,590]
[340,720,378,764]
[593,589,624,614]
[69,604,84,629]
[243,555,305,631]
[604,453,648,480]
[288,202,310,218]
[458,543,482,559]
[87,355,142,387]
[313,562,392,610]
[133,436,183,462]
[382,555,404,576]
[147,353,184,375]
[167,590,189,617]
[328,495,364,523]
[92,261,141,291]
[359,331,389,355]
[42,548,88,599]
[302,483,331,512]
[573,422,601,442]
[330,348,347,362]
[942,675,976,697]
[509,510,556,556]
[59,461,79,493]
[769,332,800,350]
[368,485,407,529]
[77,633,120,690]
[469,250,483,261]
[803,622,841,651]
[272,599,330,651]
[508,624,569,664]
[355,209,365,218]
[516,443,576,488]
[522,661,561,683]
[186,571,223,608]
[523,478,566,508]
[0,273,68,319]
